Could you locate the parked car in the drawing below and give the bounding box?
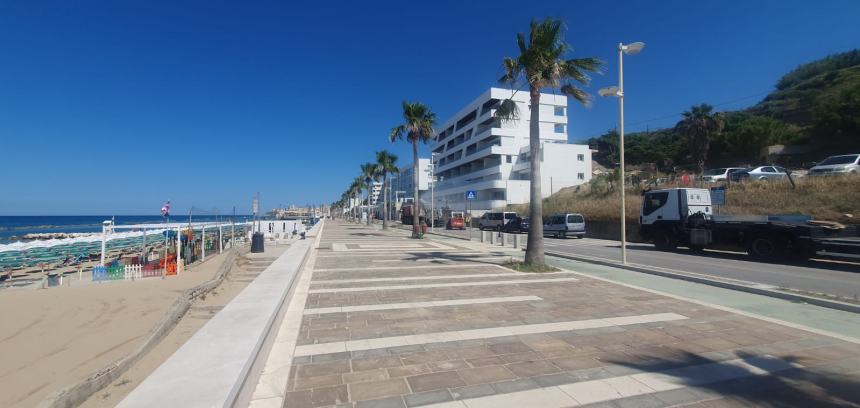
[702,167,746,183]
[809,154,860,176]
[478,211,518,230]
[502,216,529,233]
[733,166,791,181]
[446,212,465,230]
[543,213,586,239]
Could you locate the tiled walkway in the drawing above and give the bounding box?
[273,221,860,408]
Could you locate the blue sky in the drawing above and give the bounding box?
[1,0,858,215]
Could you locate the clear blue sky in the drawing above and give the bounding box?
[1,0,858,215]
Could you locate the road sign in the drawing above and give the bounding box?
[710,186,726,206]
[465,190,477,200]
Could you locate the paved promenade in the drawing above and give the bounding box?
[272,221,860,408]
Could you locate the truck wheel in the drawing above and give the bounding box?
[746,235,785,260]
[653,231,677,250]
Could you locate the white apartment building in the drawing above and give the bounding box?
[370,181,382,205]
[431,87,592,213]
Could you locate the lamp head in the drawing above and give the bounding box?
[622,42,645,55]
[598,86,620,97]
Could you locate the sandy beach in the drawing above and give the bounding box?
[78,245,289,407]
[0,249,240,408]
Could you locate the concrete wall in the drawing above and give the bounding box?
[584,219,645,243]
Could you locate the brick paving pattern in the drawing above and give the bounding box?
[280,221,860,408]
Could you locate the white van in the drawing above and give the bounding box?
[543,213,586,238]
[479,212,518,230]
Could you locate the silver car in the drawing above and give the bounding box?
[809,154,860,176]
[543,213,586,239]
[702,167,746,183]
[744,166,791,181]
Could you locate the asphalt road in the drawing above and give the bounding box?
[428,226,860,300]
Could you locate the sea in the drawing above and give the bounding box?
[0,215,251,243]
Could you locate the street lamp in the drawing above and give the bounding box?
[599,41,645,265]
[429,153,438,232]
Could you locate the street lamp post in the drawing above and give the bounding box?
[429,153,437,232]
[599,41,645,265]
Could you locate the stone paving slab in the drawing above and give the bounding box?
[275,221,860,408]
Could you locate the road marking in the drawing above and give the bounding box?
[311,272,534,284]
[303,295,543,315]
[422,355,800,407]
[308,277,581,293]
[371,257,502,263]
[293,312,686,356]
[314,264,503,272]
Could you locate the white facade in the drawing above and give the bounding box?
[431,87,592,213]
[370,181,382,205]
[391,158,431,202]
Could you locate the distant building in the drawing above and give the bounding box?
[391,158,432,205]
[430,87,592,213]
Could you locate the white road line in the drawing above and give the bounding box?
[371,257,502,263]
[315,251,485,259]
[311,272,532,284]
[308,277,581,294]
[293,312,686,356]
[423,355,800,408]
[303,295,543,315]
[314,264,503,272]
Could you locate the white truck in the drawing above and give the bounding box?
[639,188,860,260]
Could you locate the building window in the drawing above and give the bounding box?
[554,106,565,116]
[554,124,565,133]
[577,154,584,161]
[506,155,512,163]
[577,173,585,180]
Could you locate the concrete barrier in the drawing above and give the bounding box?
[115,222,321,408]
[585,219,645,243]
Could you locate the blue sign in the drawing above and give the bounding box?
[465,190,477,200]
[710,186,726,206]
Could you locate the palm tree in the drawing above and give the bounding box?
[675,104,724,174]
[348,178,362,222]
[390,101,437,238]
[360,162,379,226]
[376,150,399,230]
[497,18,603,266]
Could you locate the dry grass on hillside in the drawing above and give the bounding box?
[509,176,860,224]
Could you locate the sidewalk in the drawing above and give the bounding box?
[267,221,860,407]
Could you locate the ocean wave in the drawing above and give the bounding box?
[0,229,169,253]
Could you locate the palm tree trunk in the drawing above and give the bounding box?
[366,182,372,226]
[382,174,389,230]
[412,140,420,238]
[525,87,545,265]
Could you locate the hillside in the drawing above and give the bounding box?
[587,49,860,169]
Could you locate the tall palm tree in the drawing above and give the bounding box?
[497,18,603,266]
[360,162,379,226]
[675,104,724,174]
[376,150,399,230]
[348,178,362,222]
[390,101,437,238]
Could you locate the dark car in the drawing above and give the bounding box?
[728,168,752,182]
[502,217,529,233]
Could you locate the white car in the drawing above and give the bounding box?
[742,166,791,181]
[701,167,746,182]
[809,154,860,176]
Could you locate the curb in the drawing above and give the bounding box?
[40,248,243,408]
[545,250,860,315]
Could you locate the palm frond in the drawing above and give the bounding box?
[495,98,520,122]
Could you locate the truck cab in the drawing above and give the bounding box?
[640,188,713,250]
